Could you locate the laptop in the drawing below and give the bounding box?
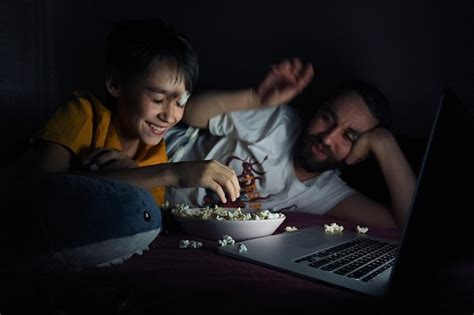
[218,88,473,296]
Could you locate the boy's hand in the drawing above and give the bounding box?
[256,57,314,107]
[172,160,240,204]
[82,147,139,172]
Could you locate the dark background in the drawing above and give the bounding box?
[1,0,473,164]
[1,2,473,312]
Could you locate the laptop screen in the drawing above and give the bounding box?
[389,88,474,294]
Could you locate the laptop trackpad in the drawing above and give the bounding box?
[281,228,356,250]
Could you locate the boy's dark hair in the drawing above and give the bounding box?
[322,80,392,128]
[105,18,199,95]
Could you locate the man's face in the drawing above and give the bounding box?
[115,60,189,146]
[295,92,379,173]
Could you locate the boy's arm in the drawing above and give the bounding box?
[327,129,416,229]
[14,141,72,176]
[183,58,314,129]
[16,142,240,204]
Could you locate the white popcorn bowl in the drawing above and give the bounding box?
[172,208,286,241]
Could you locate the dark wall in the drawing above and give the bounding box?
[1,0,473,160]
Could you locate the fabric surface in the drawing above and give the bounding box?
[165,105,355,213]
[33,91,168,205]
[1,212,472,314]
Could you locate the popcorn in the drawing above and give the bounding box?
[189,240,203,249]
[161,200,170,210]
[324,223,344,233]
[89,163,99,172]
[284,226,298,232]
[238,243,248,254]
[171,204,285,221]
[217,235,246,253]
[218,235,235,247]
[172,203,191,213]
[179,239,202,249]
[179,240,190,248]
[223,235,235,245]
[356,225,369,234]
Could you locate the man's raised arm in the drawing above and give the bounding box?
[183,58,314,128]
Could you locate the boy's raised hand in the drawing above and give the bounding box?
[256,58,314,108]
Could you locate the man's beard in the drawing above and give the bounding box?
[294,133,346,173]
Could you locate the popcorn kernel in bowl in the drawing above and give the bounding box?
[171,204,285,221]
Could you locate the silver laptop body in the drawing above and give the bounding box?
[219,89,470,296]
[218,226,397,296]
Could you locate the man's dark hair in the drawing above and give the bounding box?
[322,80,392,128]
[105,18,199,95]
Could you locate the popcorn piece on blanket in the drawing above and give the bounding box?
[189,240,203,249]
[324,223,344,233]
[179,239,202,249]
[284,226,298,232]
[179,240,190,248]
[356,225,369,234]
[218,235,235,247]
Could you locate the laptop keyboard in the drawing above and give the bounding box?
[294,238,398,282]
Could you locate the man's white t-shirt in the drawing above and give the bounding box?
[165,105,355,214]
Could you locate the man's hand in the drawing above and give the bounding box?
[182,57,313,129]
[82,147,139,172]
[345,128,395,165]
[171,160,241,204]
[340,127,415,228]
[256,58,314,107]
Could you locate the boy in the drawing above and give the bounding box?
[3,19,242,272]
[18,19,240,205]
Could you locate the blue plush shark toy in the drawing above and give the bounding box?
[3,174,162,273]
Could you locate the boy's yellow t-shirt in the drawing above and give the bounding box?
[37,91,167,205]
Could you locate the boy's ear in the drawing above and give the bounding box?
[106,67,120,97]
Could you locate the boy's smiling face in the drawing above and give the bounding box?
[113,60,189,147]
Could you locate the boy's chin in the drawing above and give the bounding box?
[142,135,163,146]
